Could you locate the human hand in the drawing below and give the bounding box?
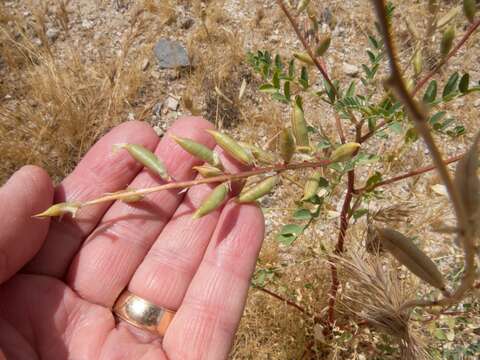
[0,117,264,360]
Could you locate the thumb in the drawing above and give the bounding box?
[0,165,54,283]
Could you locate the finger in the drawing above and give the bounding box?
[126,147,249,311]
[66,117,216,306]
[25,121,159,278]
[0,166,53,283]
[163,202,264,360]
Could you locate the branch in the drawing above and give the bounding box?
[253,285,312,316]
[373,0,475,311]
[356,153,464,192]
[412,18,480,97]
[74,159,331,208]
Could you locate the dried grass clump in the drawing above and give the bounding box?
[0,5,149,183]
[338,251,430,360]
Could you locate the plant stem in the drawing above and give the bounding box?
[412,18,480,97]
[81,159,331,208]
[253,285,311,316]
[356,153,464,192]
[373,0,475,311]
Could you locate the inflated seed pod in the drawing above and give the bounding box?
[237,176,279,203]
[315,35,331,57]
[293,52,315,66]
[279,128,295,163]
[34,202,81,218]
[376,227,446,290]
[193,164,224,178]
[193,182,230,219]
[291,96,309,148]
[206,130,253,165]
[330,142,361,162]
[239,142,277,164]
[463,0,476,23]
[115,143,170,181]
[302,171,323,201]
[440,25,455,57]
[413,49,422,76]
[106,188,144,203]
[171,135,222,168]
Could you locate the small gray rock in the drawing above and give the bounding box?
[474,99,480,108]
[81,19,94,30]
[154,39,190,69]
[46,28,60,42]
[343,63,359,77]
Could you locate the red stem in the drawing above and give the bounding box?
[254,286,311,316]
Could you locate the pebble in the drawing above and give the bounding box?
[343,63,359,77]
[474,99,480,108]
[165,95,180,111]
[46,28,60,42]
[81,19,95,30]
[154,39,190,69]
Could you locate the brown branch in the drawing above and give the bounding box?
[253,285,311,316]
[373,0,475,312]
[76,159,331,208]
[412,18,480,97]
[356,153,464,192]
[335,113,346,144]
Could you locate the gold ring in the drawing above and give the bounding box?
[113,290,175,336]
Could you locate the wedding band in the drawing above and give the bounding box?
[113,290,175,336]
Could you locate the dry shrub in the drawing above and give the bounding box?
[0,4,149,183]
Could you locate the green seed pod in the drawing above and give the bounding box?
[330,142,361,162]
[115,143,170,181]
[237,176,279,203]
[206,130,253,165]
[315,35,331,57]
[193,182,230,219]
[302,171,323,201]
[239,142,277,164]
[279,128,295,163]
[297,0,310,13]
[437,7,459,28]
[413,49,423,76]
[106,188,144,203]
[376,227,446,290]
[440,25,455,57]
[193,164,224,178]
[293,52,315,66]
[291,96,309,149]
[463,0,476,23]
[34,202,81,218]
[171,135,222,168]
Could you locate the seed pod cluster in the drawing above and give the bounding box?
[171,135,222,168]
[238,176,279,203]
[206,130,254,165]
[440,25,455,57]
[291,96,310,150]
[302,171,323,201]
[115,143,170,181]
[193,164,224,178]
[376,227,446,290]
[34,202,81,218]
[330,142,360,163]
[279,128,295,163]
[193,182,230,219]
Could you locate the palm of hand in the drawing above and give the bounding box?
[0,118,264,360]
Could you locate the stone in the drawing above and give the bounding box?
[343,63,359,77]
[165,96,180,111]
[474,99,480,108]
[46,28,60,42]
[152,102,163,116]
[81,19,95,30]
[154,39,190,69]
